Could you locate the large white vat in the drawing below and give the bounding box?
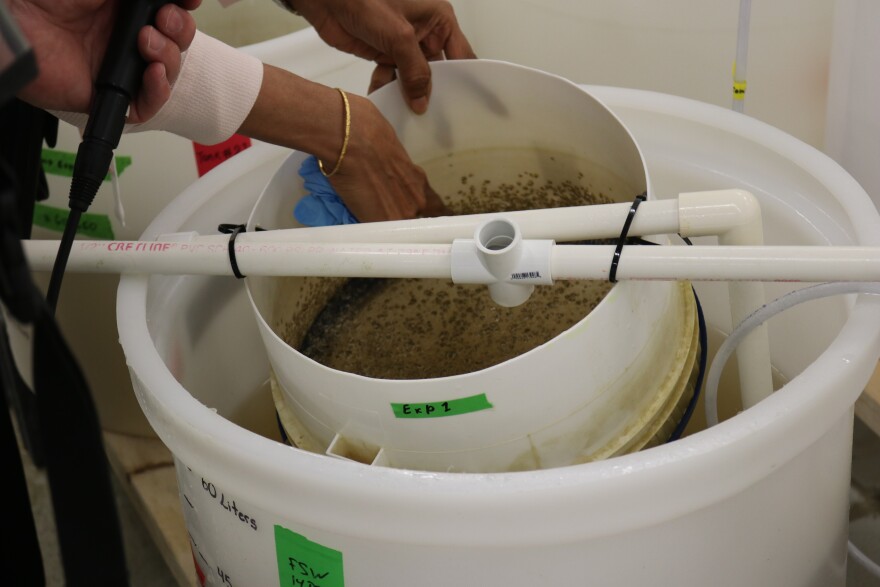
[117,80,880,586]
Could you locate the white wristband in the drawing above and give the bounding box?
[52,31,263,146]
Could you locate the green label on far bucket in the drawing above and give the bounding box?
[32,203,115,239]
[275,526,344,587]
[391,393,494,419]
[41,147,133,180]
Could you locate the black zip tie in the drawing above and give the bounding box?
[218,223,247,279]
[609,193,647,283]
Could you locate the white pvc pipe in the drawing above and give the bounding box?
[677,191,772,404]
[550,245,880,282]
[714,190,772,408]
[473,219,534,307]
[213,200,684,245]
[23,240,880,282]
[193,189,765,247]
[22,240,453,278]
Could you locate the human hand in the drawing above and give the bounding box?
[239,67,450,222]
[327,92,450,221]
[10,0,200,123]
[290,0,475,114]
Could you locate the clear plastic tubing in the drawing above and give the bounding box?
[704,281,880,428]
[733,0,752,113]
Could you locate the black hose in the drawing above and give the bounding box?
[45,208,81,313]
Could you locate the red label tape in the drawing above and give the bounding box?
[193,134,252,177]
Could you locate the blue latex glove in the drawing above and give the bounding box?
[294,155,359,226]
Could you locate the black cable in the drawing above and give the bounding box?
[45,208,81,313]
[667,286,708,441]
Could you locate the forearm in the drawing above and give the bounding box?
[237,64,349,168]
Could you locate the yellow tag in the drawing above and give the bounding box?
[732,61,747,100]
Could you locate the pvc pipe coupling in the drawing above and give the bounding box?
[451,218,555,307]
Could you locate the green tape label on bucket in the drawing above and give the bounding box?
[32,202,115,240]
[391,393,494,419]
[41,148,132,180]
[275,526,344,587]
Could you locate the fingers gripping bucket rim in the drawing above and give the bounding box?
[244,60,699,472]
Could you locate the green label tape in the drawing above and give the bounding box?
[391,393,494,419]
[275,526,344,587]
[32,203,115,240]
[41,148,132,180]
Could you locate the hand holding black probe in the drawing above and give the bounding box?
[8,0,198,309]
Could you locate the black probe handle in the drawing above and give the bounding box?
[70,0,166,212]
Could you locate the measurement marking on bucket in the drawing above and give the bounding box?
[391,393,494,419]
[275,526,344,587]
[200,477,258,531]
[217,565,233,587]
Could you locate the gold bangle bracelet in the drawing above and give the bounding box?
[318,88,351,178]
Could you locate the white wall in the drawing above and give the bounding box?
[193,0,308,47]
[189,0,838,147]
[825,0,880,209]
[452,0,836,149]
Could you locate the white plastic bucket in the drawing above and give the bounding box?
[246,61,698,473]
[118,83,880,586]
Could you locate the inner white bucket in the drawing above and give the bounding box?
[246,61,698,473]
[118,82,880,585]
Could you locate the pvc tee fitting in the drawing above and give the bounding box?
[451,218,554,307]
